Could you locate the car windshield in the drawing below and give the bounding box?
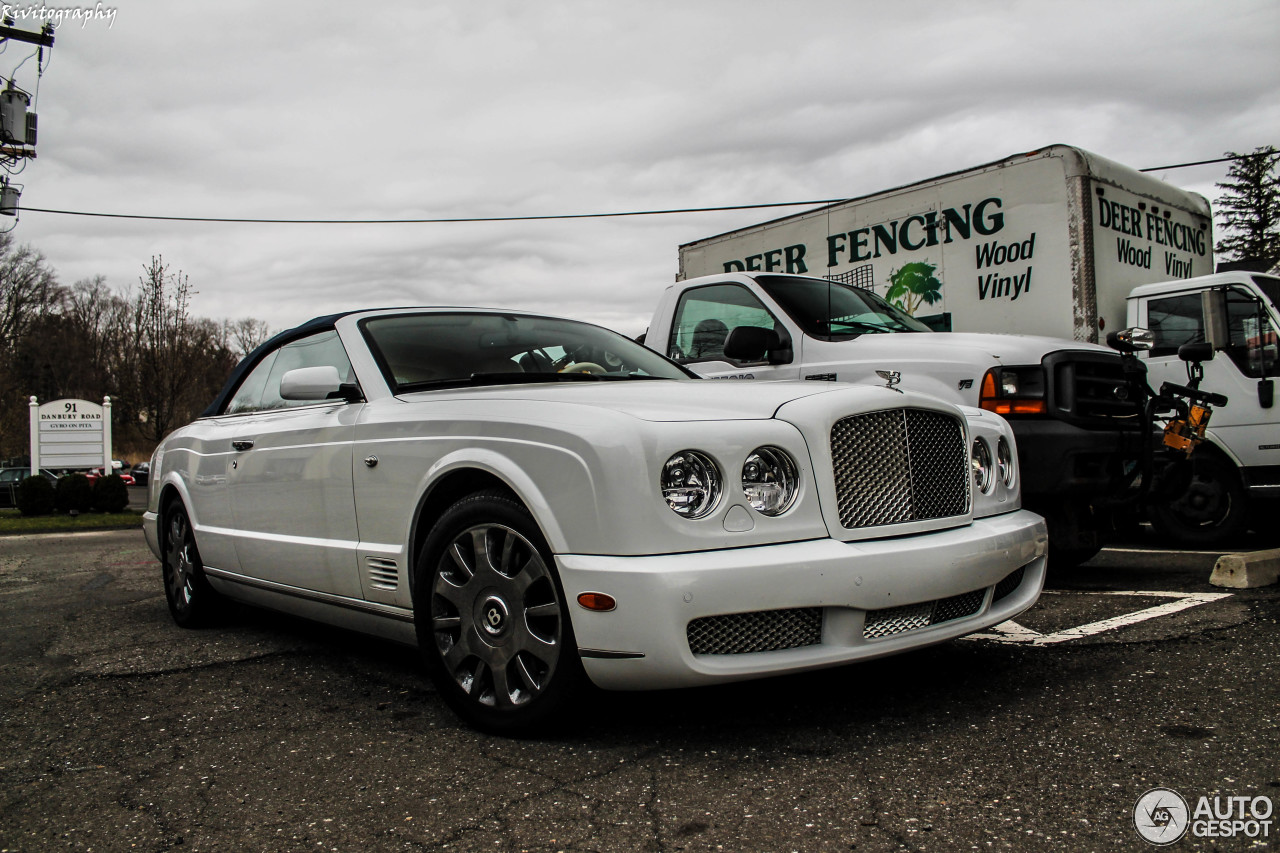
[756,274,932,338]
[361,312,693,392]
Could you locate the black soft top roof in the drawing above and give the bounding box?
[200,311,352,417]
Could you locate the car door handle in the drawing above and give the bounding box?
[231,438,255,451]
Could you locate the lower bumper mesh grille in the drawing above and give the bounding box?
[993,567,1025,602]
[863,589,986,640]
[687,608,823,656]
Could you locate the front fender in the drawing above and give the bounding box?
[415,445,595,554]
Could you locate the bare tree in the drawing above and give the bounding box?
[0,232,61,355]
[0,249,260,461]
[226,317,273,359]
[124,257,242,442]
[0,234,62,461]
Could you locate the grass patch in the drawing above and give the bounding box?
[0,508,144,535]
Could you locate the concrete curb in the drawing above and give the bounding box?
[1210,548,1280,589]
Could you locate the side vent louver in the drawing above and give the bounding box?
[365,556,399,591]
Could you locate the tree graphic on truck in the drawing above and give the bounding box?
[885,261,944,315]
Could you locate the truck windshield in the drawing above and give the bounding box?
[1252,275,1279,313]
[756,275,932,338]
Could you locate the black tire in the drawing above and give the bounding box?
[1034,500,1104,571]
[161,498,222,627]
[414,490,584,734]
[1149,453,1249,547]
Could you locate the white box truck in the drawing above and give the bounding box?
[1125,272,1277,545]
[678,145,1214,342]
[647,146,1266,552]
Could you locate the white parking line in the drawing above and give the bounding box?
[964,591,1233,645]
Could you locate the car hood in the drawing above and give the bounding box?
[397,379,883,422]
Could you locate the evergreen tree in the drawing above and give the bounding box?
[1214,145,1280,266]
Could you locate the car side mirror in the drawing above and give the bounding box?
[1261,378,1275,409]
[280,366,360,402]
[723,326,792,364]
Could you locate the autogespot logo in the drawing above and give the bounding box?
[1135,787,1276,845]
[1134,788,1190,845]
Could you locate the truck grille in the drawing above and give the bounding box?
[1045,352,1139,425]
[830,409,970,529]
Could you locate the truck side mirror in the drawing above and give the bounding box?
[723,326,792,365]
[1106,327,1154,354]
[1201,288,1229,350]
[1177,341,1214,363]
[1261,379,1275,409]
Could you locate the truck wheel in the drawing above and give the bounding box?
[1036,501,1103,570]
[414,490,585,734]
[1149,454,1248,547]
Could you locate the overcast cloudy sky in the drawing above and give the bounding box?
[7,0,1279,338]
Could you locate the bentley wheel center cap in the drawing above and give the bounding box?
[479,595,510,637]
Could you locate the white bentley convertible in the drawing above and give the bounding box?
[144,308,1047,732]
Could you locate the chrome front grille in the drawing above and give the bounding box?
[687,608,823,656]
[831,408,971,529]
[863,589,986,640]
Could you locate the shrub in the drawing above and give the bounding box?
[92,474,130,513]
[56,473,94,514]
[16,475,55,516]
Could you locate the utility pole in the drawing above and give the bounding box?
[0,18,54,224]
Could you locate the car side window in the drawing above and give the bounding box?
[668,284,780,364]
[224,331,356,414]
[1146,294,1203,358]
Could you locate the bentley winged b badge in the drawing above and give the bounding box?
[875,369,902,391]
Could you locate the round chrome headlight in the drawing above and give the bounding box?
[996,436,1015,488]
[742,446,799,516]
[661,450,721,519]
[971,438,993,494]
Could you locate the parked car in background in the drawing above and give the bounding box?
[86,468,135,486]
[143,307,1046,732]
[0,467,60,508]
[131,462,150,486]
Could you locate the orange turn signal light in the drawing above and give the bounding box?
[981,399,1048,415]
[576,592,616,612]
[979,371,1046,415]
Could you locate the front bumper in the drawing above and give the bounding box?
[143,509,160,560]
[557,509,1046,690]
[1011,419,1133,498]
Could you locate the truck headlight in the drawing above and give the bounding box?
[980,366,1047,415]
[742,446,798,516]
[971,438,994,493]
[661,450,721,519]
[997,436,1015,488]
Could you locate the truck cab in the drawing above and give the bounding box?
[647,272,1142,565]
[1127,271,1279,544]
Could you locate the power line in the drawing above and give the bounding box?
[15,199,851,224]
[12,152,1263,225]
[1138,154,1246,173]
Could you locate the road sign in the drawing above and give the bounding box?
[29,397,112,472]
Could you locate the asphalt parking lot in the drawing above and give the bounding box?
[0,530,1277,852]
